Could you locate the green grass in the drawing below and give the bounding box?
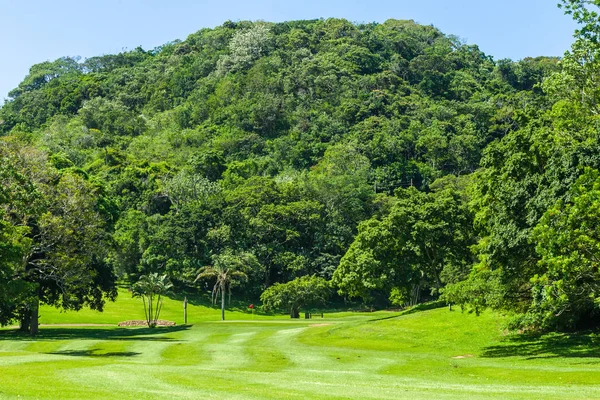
[1,292,600,399]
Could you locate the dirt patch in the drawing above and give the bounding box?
[309,323,332,327]
[118,320,176,327]
[452,354,474,359]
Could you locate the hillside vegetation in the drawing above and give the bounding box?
[2,0,600,334]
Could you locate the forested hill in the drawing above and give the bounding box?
[0,19,556,182]
[3,11,599,333]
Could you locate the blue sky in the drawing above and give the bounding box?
[0,0,577,103]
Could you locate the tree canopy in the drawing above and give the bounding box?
[1,8,598,332]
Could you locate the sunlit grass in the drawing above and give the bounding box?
[1,293,600,399]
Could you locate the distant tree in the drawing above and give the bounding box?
[557,0,600,113]
[260,275,330,318]
[163,169,221,212]
[132,273,173,328]
[8,57,82,99]
[216,23,272,75]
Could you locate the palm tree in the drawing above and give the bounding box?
[132,273,173,327]
[195,250,258,321]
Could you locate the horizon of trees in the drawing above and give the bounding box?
[1,1,600,333]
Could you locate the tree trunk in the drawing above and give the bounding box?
[411,284,420,306]
[148,294,153,327]
[30,296,39,336]
[19,311,31,333]
[221,283,226,321]
[290,307,299,319]
[184,297,188,325]
[434,267,443,294]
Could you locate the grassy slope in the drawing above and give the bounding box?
[1,292,600,399]
[36,288,282,324]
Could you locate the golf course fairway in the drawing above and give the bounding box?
[1,293,599,399]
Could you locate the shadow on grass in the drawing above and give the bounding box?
[47,349,141,358]
[0,325,191,342]
[482,332,600,359]
[368,301,447,322]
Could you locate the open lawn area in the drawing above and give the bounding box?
[1,292,600,399]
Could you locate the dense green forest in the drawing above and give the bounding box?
[2,0,600,334]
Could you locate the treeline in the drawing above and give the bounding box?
[1,1,598,333]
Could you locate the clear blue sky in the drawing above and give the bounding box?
[0,0,578,103]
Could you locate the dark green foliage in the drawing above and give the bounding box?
[441,1,600,331]
[529,169,600,329]
[0,15,573,329]
[334,185,474,306]
[0,141,116,333]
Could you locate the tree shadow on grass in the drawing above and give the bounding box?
[0,325,191,342]
[367,301,447,322]
[47,348,141,358]
[481,331,600,360]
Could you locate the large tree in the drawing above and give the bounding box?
[446,1,600,329]
[0,141,116,334]
[0,155,33,326]
[528,168,600,329]
[260,275,330,318]
[334,185,474,306]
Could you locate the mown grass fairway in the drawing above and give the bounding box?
[1,293,600,399]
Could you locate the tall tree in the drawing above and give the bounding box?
[195,250,260,320]
[529,168,600,329]
[0,141,116,334]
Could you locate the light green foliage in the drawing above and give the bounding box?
[216,23,272,76]
[260,275,330,317]
[79,97,147,138]
[441,269,505,315]
[557,0,600,113]
[163,169,221,211]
